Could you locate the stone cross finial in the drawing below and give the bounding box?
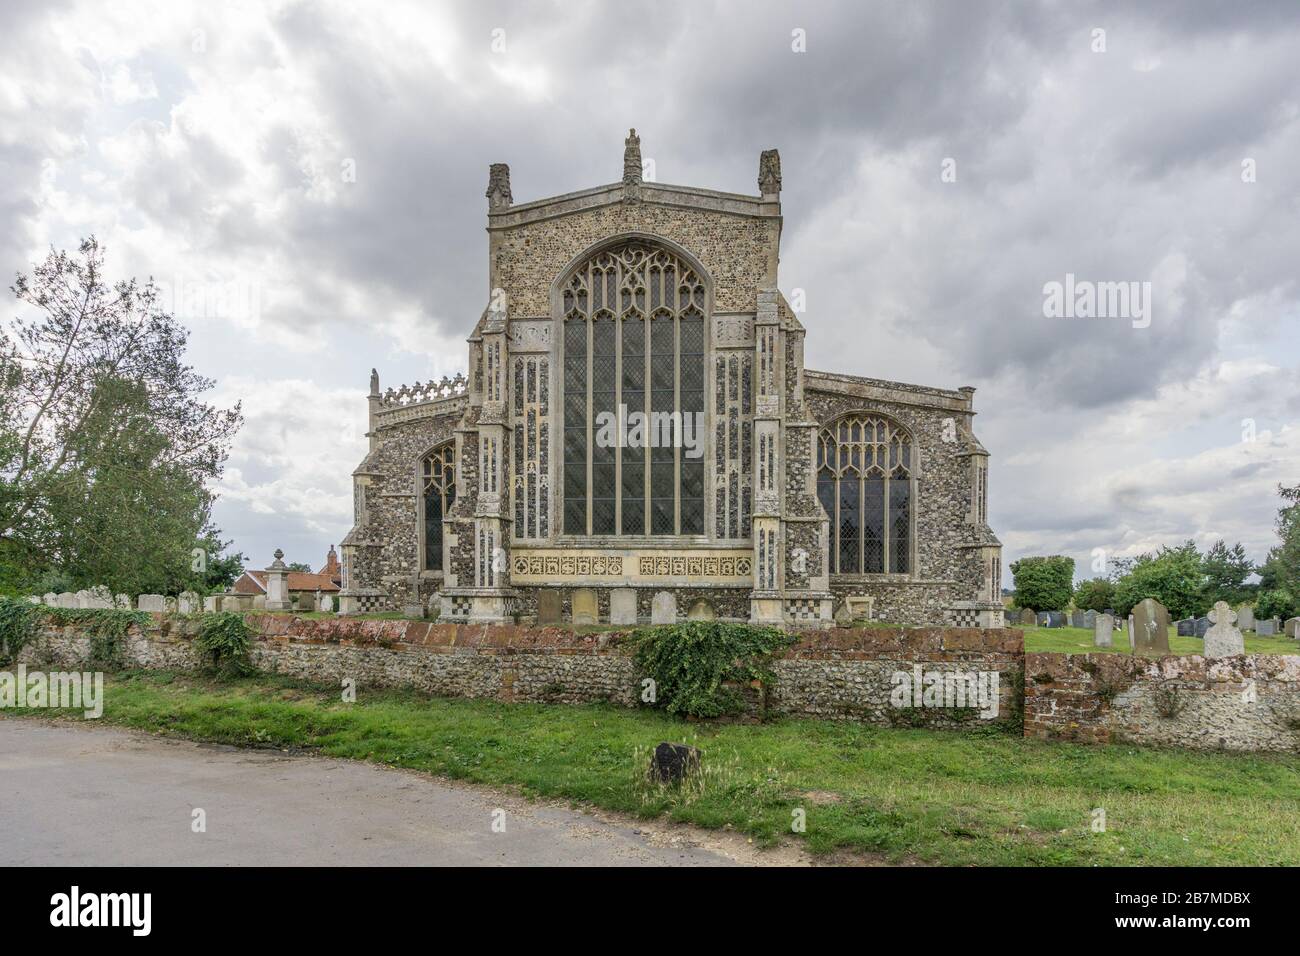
[486,163,512,209]
[758,148,782,196]
[623,128,642,183]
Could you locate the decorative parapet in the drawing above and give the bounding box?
[376,373,468,411]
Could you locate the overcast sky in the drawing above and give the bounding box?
[4,0,1298,582]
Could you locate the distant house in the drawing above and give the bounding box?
[233,545,343,606]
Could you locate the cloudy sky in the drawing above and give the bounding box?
[4,0,1298,582]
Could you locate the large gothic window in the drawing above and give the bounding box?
[562,241,706,536]
[421,443,456,571]
[816,416,913,575]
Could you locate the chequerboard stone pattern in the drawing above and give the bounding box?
[1203,601,1245,659]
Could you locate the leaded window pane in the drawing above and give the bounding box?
[817,416,914,575]
[421,444,456,571]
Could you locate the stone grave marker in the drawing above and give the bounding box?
[56,592,78,609]
[1237,604,1255,631]
[1083,610,1097,629]
[1286,617,1300,639]
[652,742,700,783]
[651,591,677,625]
[608,588,637,625]
[1257,618,1278,636]
[43,593,57,606]
[1017,608,1036,626]
[177,591,201,615]
[1130,597,1171,654]
[1194,617,1210,638]
[252,595,266,610]
[571,588,598,626]
[1203,601,1245,659]
[536,590,562,625]
[687,599,716,621]
[1176,618,1195,637]
[1094,612,1114,647]
[1070,610,1087,628]
[318,591,334,613]
[203,595,221,612]
[137,594,165,612]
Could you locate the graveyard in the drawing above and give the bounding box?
[1023,623,1297,656]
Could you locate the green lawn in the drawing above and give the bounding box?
[1022,624,1299,656]
[9,669,1300,865]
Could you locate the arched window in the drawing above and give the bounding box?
[421,443,456,571]
[562,240,706,536]
[816,415,913,574]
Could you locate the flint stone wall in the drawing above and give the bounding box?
[26,614,1020,727]
[1024,651,1300,753]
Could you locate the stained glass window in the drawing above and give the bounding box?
[421,443,456,571]
[816,416,913,574]
[561,241,707,536]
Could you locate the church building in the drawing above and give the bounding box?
[339,131,1004,628]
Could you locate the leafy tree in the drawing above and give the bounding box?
[194,527,245,593]
[1256,589,1296,622]
[1010,555,1074,612]
[1111,541,1205,619]
[0,238,242,595]
[287,562,312,573]
[1199,539,1255,607]
[1072,577,1115,612]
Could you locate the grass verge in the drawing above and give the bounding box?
[1022,624,1297,656]
[7,668,1300,865]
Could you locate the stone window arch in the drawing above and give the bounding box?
[420,442,456,571]
[560,239,707,536]
[816,414,915,575]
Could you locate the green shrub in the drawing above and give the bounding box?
[1073,577,1115,612]
[0,597,41,666]
[1010,556,1075,612]
[195,612,254,678]
[630,621,793,719]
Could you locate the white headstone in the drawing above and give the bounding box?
[177,590,200,614]
[43,593,57,606]
[203,595,220,612]
[114,594,130,609]
[609,588,638,625]
[650,591,677,625]
[1093,613,1114,647]
[75,589,93,608]
[56,592,78,609]
[253,595,267,610]
[1286,617,1300,639]
[137,594,165,612]
[1203,601,1245,659]
[1237,604,1255,631]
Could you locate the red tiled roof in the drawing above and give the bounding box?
[234,570,340,594]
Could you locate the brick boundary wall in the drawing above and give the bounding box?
[1024,652,1300,753]
[24,615,1023,731]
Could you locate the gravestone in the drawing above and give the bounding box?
[1286,617,1300,639]
[1070,610,1087,629]
[1037,611,1065,628]
[177,591,201,615]
[1237,604,1255,631]
[1083,610,1097,629]
[833,602,854,626]
[1130,598,1171,654]
[137,594,165,612]
[651,591,677,625]
[56,592,77,609]
[1257,618,1278,636]
[1017,608,1036,626]
[536,590,563,625]
[687,599,716,621]
[253,595,267,610]
[203,595,221,612]
[1194,617,1210,638]
[42,593,57,606]
[27,595,41,604]
[1176,618,1195,637]
[651,742,700,783]
[114,594,130,609]
[1203,601,1245,659]
[571,588,598,626]
[1094,613,1114,647]
[318,591,334,613]
[608,588,637,626]
[75,590,92,608]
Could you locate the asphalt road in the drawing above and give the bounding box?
[0,718,794,866]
